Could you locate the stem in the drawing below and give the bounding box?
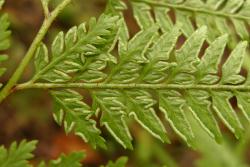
[0,0,72,103]
[16,82,250,91]
[41,0,50,18]
[138,0,250,21]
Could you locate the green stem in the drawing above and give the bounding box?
[0,0,72,103]
[41,0,50,18]
[15,82,250,91]
[138,0,250,21]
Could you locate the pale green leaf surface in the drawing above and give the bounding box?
[196,34,228,84]
[195,14,220,43]
[223,0,244,13]
[35,43,49,73]
[175,11,194,37]
[30,11,250,149]
[127,25,158,62]
[235,91,250,122]
[232,20,249,40]
[159,90,194,147]
[175,26,207,73]
[109,26,158,83]
[186,90,222,143]
[142,26,180,83]
[93,90,133,149]
[130,0,250,47]
[221,41,247,84]
[154,7,173,33]
[212,91,244,139]
[126,90,169,143]
[105,0,127,14]
[51,90,106,149]
[132,2,154,29]
[34,14,119,83]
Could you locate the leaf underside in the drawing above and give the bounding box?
[132,0,250,46]
[29,0,250,149]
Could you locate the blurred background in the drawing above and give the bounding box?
[0,0,250,166]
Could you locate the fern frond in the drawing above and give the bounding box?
[0,140,127,167]
[0,140,37,167]
[131,0,250,46]
[101,157,128,167]
[33,14,119,83]
[0,0,11,87]
[28,11,250,149]
[51,89,106,149]
[39,152,85,167]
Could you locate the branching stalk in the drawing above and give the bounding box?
[41,0,50,18]
[0,0,72,103]
[15,82,250,91]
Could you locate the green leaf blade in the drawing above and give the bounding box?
[0,140,37,167]
[212,91,244,139]
[51,90,106,149]
[94,90,133,149]
[175,26,207,73]
[159,90,195,147]
[221,41,247,84]
[126,90,170,143]
[48,152,85,167]
[196,34,228,84]
[186,90,222,143]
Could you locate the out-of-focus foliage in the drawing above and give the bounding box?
[101,157,128,167]
[0,140,128,167]
[187,112,249,167]
[0,140,37,167]
[0,0,10,87]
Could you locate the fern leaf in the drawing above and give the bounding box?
[93,90,133,149]
[142,26,179,83]
[35,43,49,73]
[0,140,37,167]
[40,152,85,167]
[132,2,154,30]
[30,11,250,149]
[105,0,127,14]
[51,89,106,149]
[196,34,228,84]
[212,91,244,139]
[125,90,169,143]
[101,156,128,167]
[159,90,195,147]
[33,14,120,83]
[0,141,85,167]
[131,0,250,46]
[154,7,173,33]
[236,91,250,122]
[221,41,247,84]
[186,90,222,143]
[175,26,206,73]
